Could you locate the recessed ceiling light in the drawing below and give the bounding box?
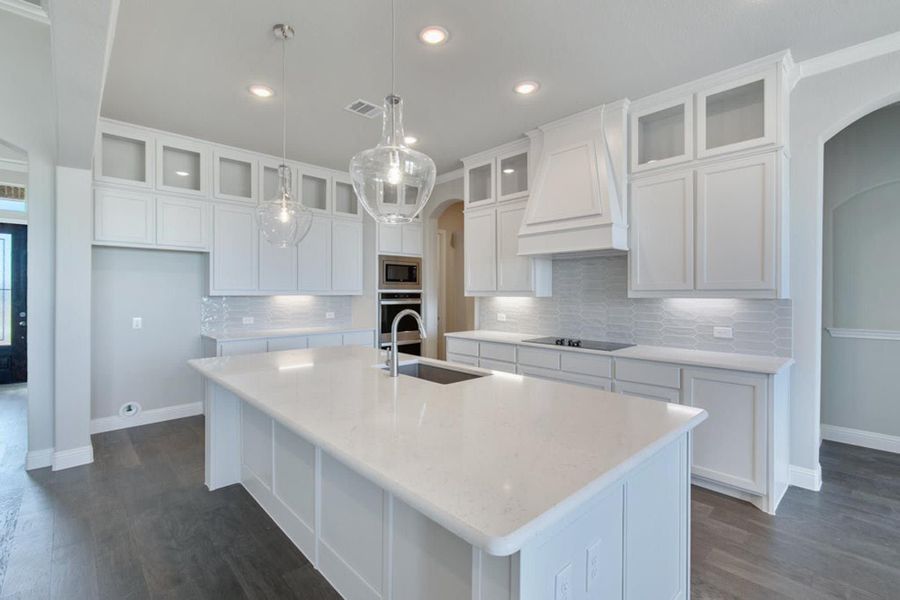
[419,26,449,45]
[514,80,540,95]
[404,135,418,145]
[502,168,515,174]
[248,84,274,98]
[174,170,190,177]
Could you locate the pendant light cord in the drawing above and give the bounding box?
[391,0,396,96]
[281,31,287,165]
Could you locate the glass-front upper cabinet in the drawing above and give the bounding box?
[697,67,776,158]
[156,135,209,196]
[299,166,331,214]
[94,122,154,188]
[465,159,494,207]
[333,173,361,219]
[213,149,258,203]
[259,159,297,203]
[497,146,529,202]
[630,96,693,173]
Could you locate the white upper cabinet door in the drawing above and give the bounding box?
[258,236,298,293]
[333,173,362,220]
[401,221,423,256]
[683,367,767,494]
[94,189,155,245]
[630,96,693,173]
[298,217,333,292]
[464,209,497,293]
[299,166,332,215]
[94,122,154,188]
[696,152,776,291]
[156,196,209,250]
[464,158,495,207]
[496,202,532,292]
[378,223,403,255]
[259,159,298,204]
[332,219,363,293]
[496,146,529,202]
[629,170,695,292]
[156,135,210,197]
[212,204,258,292]
[213,148,258,203]
[697,67,777,158]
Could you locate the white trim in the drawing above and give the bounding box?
[90,401,204,434]
[25,447,53,470]
[788,463,822,491]
[0,158,27,173]
[52,444,94,471]
[826,327,900,341]
[796,31,900,83]
[436,168,463,185]
[822,424,900,455]
[0,0,49,24]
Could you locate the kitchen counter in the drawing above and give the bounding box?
[201,326,375,343]
[445,329,794,374]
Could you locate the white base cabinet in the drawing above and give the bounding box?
[206,329,376,358]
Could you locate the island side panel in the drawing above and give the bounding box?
[204,380,241,490]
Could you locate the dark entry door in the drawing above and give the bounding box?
[0,224,26,384]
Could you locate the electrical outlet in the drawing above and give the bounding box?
[242,316,255,325]
[132,317,142,329]
[713,326,734,340]
[554,564,572,600]
[326,312,335,319]
[497,313,507,322]
[586,539,603,591]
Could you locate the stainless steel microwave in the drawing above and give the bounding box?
[379,255,422,290]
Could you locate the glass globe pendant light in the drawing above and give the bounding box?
[349,0,436,224]
[257,24,313,248]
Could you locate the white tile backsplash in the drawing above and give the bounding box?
[478,256,792,356]
[201,295,352,335]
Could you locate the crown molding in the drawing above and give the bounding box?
[435,168,463,185]
[795,31,900,83]
[0,0,49,24]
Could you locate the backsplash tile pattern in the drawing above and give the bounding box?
[479,256,792,357]
[201,295,352,334]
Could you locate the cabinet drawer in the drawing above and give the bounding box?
[342,331,374,347]
[518,347,561,370]
[478,358,516,374]
[613,381,680,404]
[446,338,479,357]
[219,339,268,356]
[267,336,309,352]
[307,333,343,348]
[614,359,680,388]
[479,342,516,363]
[447,352,479,367]
[561,352,613,378]
[518,365,611,390]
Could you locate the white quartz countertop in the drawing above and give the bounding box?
[189,346,706,556]
[446,330,794,374]
[202,326,373,343]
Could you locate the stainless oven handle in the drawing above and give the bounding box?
[379,299,422,305]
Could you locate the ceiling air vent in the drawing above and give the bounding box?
[344,99,383,119]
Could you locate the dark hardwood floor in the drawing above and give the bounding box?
[1,386,899,599]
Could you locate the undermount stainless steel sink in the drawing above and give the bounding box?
[383,361,487,384]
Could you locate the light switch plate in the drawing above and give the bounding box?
[242,316,255,325]
[713,326,734,339]
[497,313,507,322]
[326,312,335,319]
[555,564,572,600]
[132,317,142,329]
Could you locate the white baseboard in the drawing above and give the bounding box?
[25,447,53,470]
[789,463,823,491]
[90,401,204,434]
[822,424,900,455]
[52,444,94,471]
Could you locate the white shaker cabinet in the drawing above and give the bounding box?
[696,152,776,291]
[211,204,258,293]
[629,171,694,292]
[463,208,497,293]
[298,217,332,293]
[377,222,422,257]
[94,188,155,246]
[258,238,298,293]
[156,196,209,250]
[497,202,535,292]
[331,219,363,293]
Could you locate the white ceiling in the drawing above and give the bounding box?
[101,0,900,173]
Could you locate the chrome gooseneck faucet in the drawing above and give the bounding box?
[387,309,427,377]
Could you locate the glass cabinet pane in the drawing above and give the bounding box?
[101,133,146,182]
[705,79,765,150]
[638,105,686,165]
[468,163,492,203]
[335,180,358,215]
[219,157,252,198]
[499,152,528,198]
[403,184,419,206]
[301,173,328,211]
[262,165,281,201]
[162,146,201,191]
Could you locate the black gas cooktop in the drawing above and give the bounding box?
[523,337,635,352]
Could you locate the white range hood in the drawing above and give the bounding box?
[518,100,630,257]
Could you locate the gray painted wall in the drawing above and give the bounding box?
[479,255,792,357]
[822,102,900,438]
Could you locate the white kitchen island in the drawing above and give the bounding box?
[189,346,706,600]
